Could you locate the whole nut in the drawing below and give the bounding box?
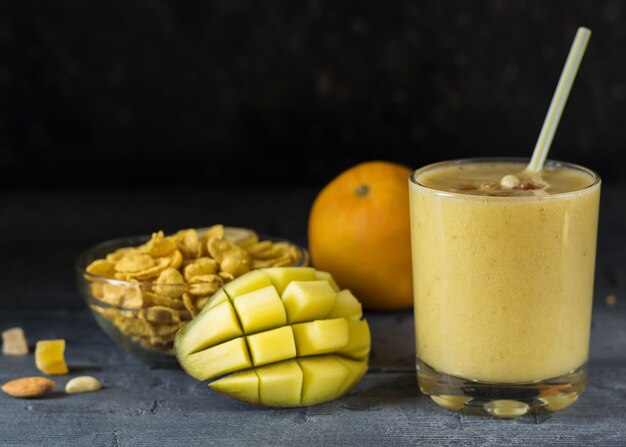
[65,376,103,394]
[1,377,55,398]
[500,174,521,189]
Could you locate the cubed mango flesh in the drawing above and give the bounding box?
[292,318,349,356]
[257,360,303,407]
[174,267,370,407]
[223,270,273,298]
[182,337,252,381]
[315,271,340,292]
[281,281,336,324]
[336,356,368,395]
[233,286,286,334]
[176,300,242,355]
[263,267,317,295]
[327,290,362,321]
[198,289,230,314]
[209,369,260,405]
[298,356,348,406]
[247,326,297,366]
[336,320,371,360]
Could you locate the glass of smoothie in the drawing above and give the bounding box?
[409,158,600,417]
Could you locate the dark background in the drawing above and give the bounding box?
[1,0,625,189]
[1,1,625,311]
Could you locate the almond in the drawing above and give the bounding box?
[1,377,55,398]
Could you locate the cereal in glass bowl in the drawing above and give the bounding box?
[75,225,308,365]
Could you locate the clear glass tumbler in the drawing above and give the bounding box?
[409,158,600,417]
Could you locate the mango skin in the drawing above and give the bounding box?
[175,267,370,407]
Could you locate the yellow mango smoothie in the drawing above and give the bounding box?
[409,158,600,414]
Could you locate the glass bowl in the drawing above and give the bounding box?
[75,227,309,365]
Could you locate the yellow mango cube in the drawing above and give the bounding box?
[176,301,242,355]
[336,357,368,395]
[35,339,69,375]
[298,356,348,406]
[247,326,296,366]
[292,318,349,356]
[257,360,303,407]
[198,289,230,315]
[263,267,316,295]
[336,320,371,360]
[314,271,340,292]
[182,337,251,381]
[210,369,260,405]
[281,281,336,324]
[223,270,273,298]
[327,290,362,321]
[233,286,286,334]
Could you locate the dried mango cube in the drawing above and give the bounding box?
[2,327,29,356]
[35,339,69,375]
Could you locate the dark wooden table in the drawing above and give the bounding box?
[1,188,625,446]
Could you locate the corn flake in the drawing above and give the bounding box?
[86,260,116,278]
[175,229,202,260]
[203,224,225,240]
[195,296,209,311]
[220,256,251,276]
[207,238,250,263]
[188,274,223,296]
[154,268,185,299]
[139,231,177,257]
[115,253,156,273]
[106,247,136,264]
[182,293,198,317]
[183,257,219,282]
[142,291,185,310]
[145,306,182,324]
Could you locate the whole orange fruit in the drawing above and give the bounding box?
[308,161,413,310]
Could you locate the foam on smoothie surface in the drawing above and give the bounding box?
[417,162,594,197]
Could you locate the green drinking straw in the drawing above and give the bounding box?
[527,27,591,173]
